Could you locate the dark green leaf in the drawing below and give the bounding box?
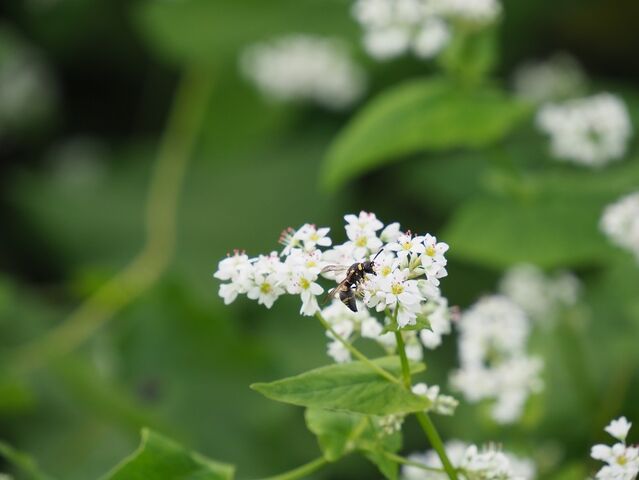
[103,429,234,480]
[322,78,530,190]
[251,357,429,415]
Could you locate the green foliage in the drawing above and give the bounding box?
[305,408,402,479]
[103,429,234,480]
[0,440,55,480]
[322,77,531,190]
[251,356,430,415]
[132,0,356,65]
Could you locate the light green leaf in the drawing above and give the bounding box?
[0,440,56,480]
[321,78,530,190]
[251,356,429,415]
[133,0,355,65]
[103,429,234,480]
[304,408,401,462]
[442,196,609,268]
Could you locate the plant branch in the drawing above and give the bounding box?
[415,412,459,480]
[257,456,327,480]
[315,312,401,384]
[392,309,412,389]
[376,450,447,473]
[10,66,214,374]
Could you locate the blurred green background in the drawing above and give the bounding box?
[1,0,639,478]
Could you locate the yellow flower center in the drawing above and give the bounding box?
[402,241,412,250]
[299,278,310,290]
[356,236,368,247]
[310,232,319,241]
[381,265,392,277]
[260,283,272,294]
[391,283,404,295]
[426,246,436,257]
[618,455,627,466]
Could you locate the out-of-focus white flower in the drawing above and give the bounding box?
[513,53,587,103]
[601,192,639,261]
[352,0,500,61]
[605,417,633,443]
[377,414,405,435]
[327,340,351,363]
[240,35,366,110]
[536,93,632,167]
[412,382,458,416]
[403,441,535,480]
[591,416,639,480]
[499,263,581,325]
[450,295,543,424]
[0,28,56,136]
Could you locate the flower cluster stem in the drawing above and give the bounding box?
[258,456,327,480]
[315,312,401,384]
[416,412,459,480]
[393,328,412,389]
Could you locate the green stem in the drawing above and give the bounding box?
[377,450,447,474]
[392,324,412,389]
[9,66,214,374]
[415,412,458,480]
[315,312,401,384]
[258,456,327,480]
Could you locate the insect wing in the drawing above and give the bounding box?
[322,279,349,305]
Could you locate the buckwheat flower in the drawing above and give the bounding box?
[536,92,632,167]
[413,18,451,58]
[361,316,384,338]
[247,271,285,308]
[327,340,351,363]
[451,295,542,423]
[403,441,535,480]
[431,0,502,23]
[240,35,366,110]
[344,211,385,257]
[406,338,424,361]
[606,417,633,443]
[214,252,254,304]
[412,382,458,416]
[380,222,402,243]
[388,232,426,262]
[287,270,323,316]
[377,414,405,435]
[499,263,581,324]
[279,224,332,255]
[591,416,639,480]
[513,53,587,103]
[601,192,639,261]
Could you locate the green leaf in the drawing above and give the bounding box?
[103,429,234,480]
[365,451,399,480]
[0,440,56,480]
[251,356,429,415]
[133,0,356,65]
[438,25,499,82]
[321,78,530,190]
[442,195,609,268]
[304,408,401,462]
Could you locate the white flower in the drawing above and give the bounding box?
[403,441,535,480]
[499,263,581,324]
[246,272,285,308]
[592,417,639,480]
[352,0,500,61]
[412,382,458,416]
[601,192,639,261]
[380,222,402,243]
[450,295,542,424]
[536,92,632,167]
[377,414,405,435]
[387,232,426,262]
[327,340,351,363]
[606,417,633,442]
[240,35,366,110]
[290,271,324,316]
[513,53,586,103]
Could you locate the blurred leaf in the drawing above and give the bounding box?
[0,375,35,415]
[132,0,356,65]
[103,429,234,480]
[442,195,608,268]
[251,356,429,415]
[438,25,499,82]
[322,78,530,190]
[304,408,401,462]
[0,440,56,480]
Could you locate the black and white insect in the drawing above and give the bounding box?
[321,249,383,312]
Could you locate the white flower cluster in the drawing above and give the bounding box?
[403,440,535,480]
[214,211,454,364]
[513,53,586,104]
[450,296,543,424]
[536,93,632,167]
[352,0,500,61]
[499,263,581,326]
[601,192,639,261]
[591,417,638,480]
[412,382,458,416]
[239,35,366,110]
